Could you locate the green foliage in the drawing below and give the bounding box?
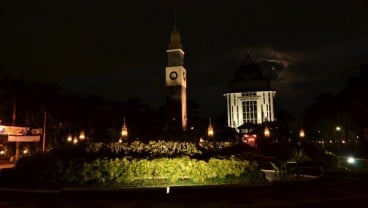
[3,154,266,187]
[0,140,268,187]
[85,140,239,159]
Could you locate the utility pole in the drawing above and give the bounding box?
[42,112,47,153]
[12,96,20,161]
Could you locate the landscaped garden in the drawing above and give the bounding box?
[0,136,345,190]
[0,140,268,188]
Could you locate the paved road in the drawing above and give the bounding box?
[1,175,368,208]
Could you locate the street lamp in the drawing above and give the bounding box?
[121,117,128,141]
[335,126,342,143]
[207,118,214,138]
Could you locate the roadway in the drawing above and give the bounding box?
[0,174,368,208]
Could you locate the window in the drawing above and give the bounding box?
[242,100,257,124]
[242,92,256,97]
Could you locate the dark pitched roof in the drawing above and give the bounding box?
[228,52,271,92]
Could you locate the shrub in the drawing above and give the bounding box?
[0,140,267,187]
[2,155,266,187]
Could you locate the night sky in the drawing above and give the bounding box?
[3,0,368,118]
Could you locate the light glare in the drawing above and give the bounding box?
[347,157,355,164]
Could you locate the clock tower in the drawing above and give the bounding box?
[165,29,187,132]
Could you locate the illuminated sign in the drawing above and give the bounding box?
[31,128,43,135]
[243,134,257,147]
[8,135,41,142]
[0,125,30,136]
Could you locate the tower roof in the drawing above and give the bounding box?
[168,29,182,50]
[228,52,271,92]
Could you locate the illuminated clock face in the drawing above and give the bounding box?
[170,71,178,80]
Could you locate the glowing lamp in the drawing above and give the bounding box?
[121,117,128,139]
[207,118,214,138]
[347,156,355,164]
[121,128,128,137]
[79,130,85,140]
[73,137,78,144]
[264,126,270,138]
[299,128,305,138]
[67,134,73,143]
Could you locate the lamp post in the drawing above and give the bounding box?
[207,118,214,138]
[120,117,128,142]
[335,126,342,143]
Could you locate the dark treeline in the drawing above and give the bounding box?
[0,76,171,145]
[0,76,215,148]
[302,64,368,146]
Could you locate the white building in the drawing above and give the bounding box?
[224,53,276,131]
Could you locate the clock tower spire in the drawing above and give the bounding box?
[165,1,187,133]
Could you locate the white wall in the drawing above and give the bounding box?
[225,90,276,130]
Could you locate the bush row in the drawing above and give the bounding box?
[85,140,238,157]
[1,155,265,187]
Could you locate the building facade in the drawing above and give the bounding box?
[224,53,276,131]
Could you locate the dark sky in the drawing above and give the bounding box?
[2,0,368,118]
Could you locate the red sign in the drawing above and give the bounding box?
[243,134,257,147]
